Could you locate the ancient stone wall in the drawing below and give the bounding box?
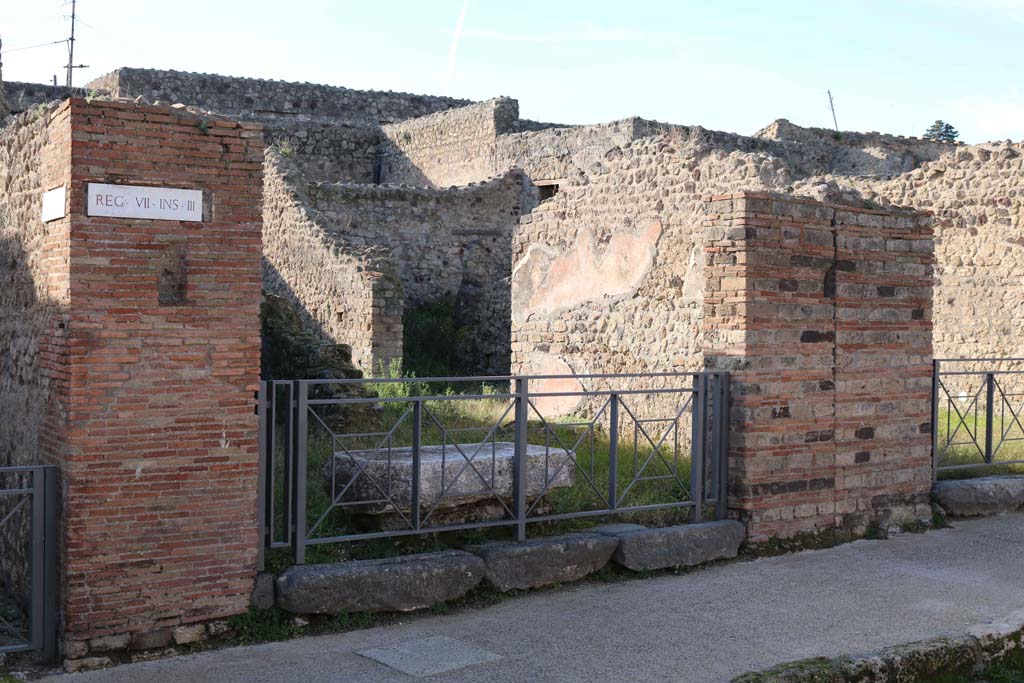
[1,82,72,116]
[264,120,378,184]
[86,68,471,124]
[0,101,71,623]
[379,99,518,187]
[496,118,649,186]
[299,170,526,375]
[510,134,801,412]
[756,118,955,176]
[263,152,402,372]
[813,142,1024,363]
[0,104,70,470]
[703,192,933,541]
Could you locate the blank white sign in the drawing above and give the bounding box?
[41,185,66,223]
[87,183,203,222]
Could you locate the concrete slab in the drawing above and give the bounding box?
[36,514,1024,683]
[357,635,501,677]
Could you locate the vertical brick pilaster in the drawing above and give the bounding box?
[59,99,265,647]
[703,192,933,542]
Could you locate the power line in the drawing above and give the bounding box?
[0,38,67,54]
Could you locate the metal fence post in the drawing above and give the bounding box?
[932,360,940,481]
[690,373,706,523]
[29,467,45,656]
[41,466,57,662]
[256,382,268,571]
[294,381,309,565]
[513,377,529,542]
[711,373,727,520]
[608,393,619,510]
[985,372,995,464]
[411,400,422,530]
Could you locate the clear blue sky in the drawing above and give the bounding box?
[3,0,1023,143]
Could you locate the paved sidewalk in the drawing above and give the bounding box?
[40,514,1024,683]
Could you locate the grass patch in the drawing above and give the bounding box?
[936,406,1024,479]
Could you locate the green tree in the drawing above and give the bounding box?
[923,120,960,142]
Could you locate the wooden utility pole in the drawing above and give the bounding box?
[64,0,88,93]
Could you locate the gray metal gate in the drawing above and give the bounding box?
[0,466,58,661]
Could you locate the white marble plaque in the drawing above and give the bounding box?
[41,185,67,223]
[87,183,203,222]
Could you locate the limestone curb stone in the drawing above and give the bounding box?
[474,532,618,591]
[276,550,485,615]
[732,611,1024,682]
[932,476,1024,517]
[605,521,746,572]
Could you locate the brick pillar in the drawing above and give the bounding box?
[56,99,264,658]
[703,192,933,542]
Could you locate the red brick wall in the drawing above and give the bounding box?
[703,192,933,542]
[58,99,264,647]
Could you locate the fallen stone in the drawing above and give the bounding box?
[251,571,276,610]
[130,629,172,651]
[326,442,574,515]
[610,521,746,571]
[276,550,484,614]
[475,533,618,591]
[172,623,206,645]
[88,633,130,652]
[932,476,1024,517]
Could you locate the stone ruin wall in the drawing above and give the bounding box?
[262,151,402,371]
[265,149,525,375]
[264,120,378,184]
[0,102,70,605]
[509,132,805,414]
[379,98,519,187]
[305,170,525,376]
[0,104,69,470]
[2,82,70,115]
[85,68,471,125]
[807,142,1024,366]
[9,67,1018,384]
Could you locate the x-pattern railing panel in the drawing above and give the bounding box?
[933,360,1024,474]
[257,372,729,565]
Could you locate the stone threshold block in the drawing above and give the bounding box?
[326,442,575,514]
[276,550,484,614]
[474,532,618,592]
[597,520,746,572]
[932,476,1024,517]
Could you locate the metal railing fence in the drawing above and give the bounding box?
[933,358,1024,476]
[0,465,57,660]
[257,371,729,566]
